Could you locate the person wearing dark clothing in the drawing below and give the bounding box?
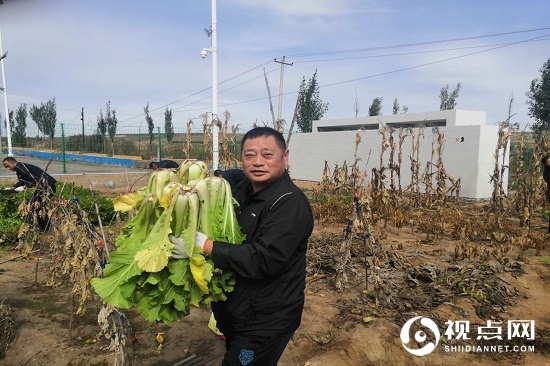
[170,127,313,365]
[2,157,57,193]
[149,160,179,170]
[2,157,57,231]
[543,155,550,201]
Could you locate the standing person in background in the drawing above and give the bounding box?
[2,157,57,231]
[149,160,179,170]
[170,127,313,365]
[543,155,550,201]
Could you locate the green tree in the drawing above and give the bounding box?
[526,58,550,135]
[96,109,107,154]
[439,82,462,110]
[105,101,118,156]
[2,109,14,138]
[29,98,57,149]
[13,104,27,147]
[296,70,329,133]
[392,98,399,115]
[144,103,155,154]
[164,107,174,153]
[368,97,383,116]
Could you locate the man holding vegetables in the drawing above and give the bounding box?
[170,127,313,365]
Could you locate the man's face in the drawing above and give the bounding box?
[2,161,15,171]
[242,135,288,192]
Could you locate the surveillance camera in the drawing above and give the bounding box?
[201,49,208,59]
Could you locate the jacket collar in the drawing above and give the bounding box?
[242,171,291,202]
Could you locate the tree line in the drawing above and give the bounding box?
[1,58,549,145]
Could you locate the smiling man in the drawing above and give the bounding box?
[170,127,314,365]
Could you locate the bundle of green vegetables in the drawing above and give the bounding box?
[91,161,245,322]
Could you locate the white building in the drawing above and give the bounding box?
[288,109,508,199]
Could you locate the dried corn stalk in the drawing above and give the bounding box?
[320,161,332,191]
[420,128,438,208]
[219,110,232,168]
[408,127,424,200]
[490,122,515,228]
[231,124,241,167]
[388,127,397,191]
[201,114,212,165]
[397,128,407,191]
[183,119,193,159]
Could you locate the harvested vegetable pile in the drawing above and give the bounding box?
[92,161,245,322]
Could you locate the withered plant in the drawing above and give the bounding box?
[201,113,212,165]
[183,119,194,159]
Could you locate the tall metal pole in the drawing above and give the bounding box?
[157,126,162,161]
[0,26,13,156]
[277,56,286,123]
[211,0,219,171]
[274,57,293,133]
[81,107,85,152]
[61,123,67,173]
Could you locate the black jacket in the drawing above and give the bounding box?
[211,171,313,336]
[220,169,246,196]
[13,162,57,192]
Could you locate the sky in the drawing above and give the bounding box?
[0,0,549,137]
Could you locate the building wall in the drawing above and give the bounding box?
[287,110,509,199]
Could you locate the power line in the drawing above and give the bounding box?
[319,33,550,88]
[171,67,280,114]
[293,38,550,63]
[286,27,550,58]
[169,32,550,113]
[117,59,273,125]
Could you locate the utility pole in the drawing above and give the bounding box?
[202,0,219,170]
[81,107,85,152]
[211,0,218,170]
[0,26,13,156]
[274,56,293,133]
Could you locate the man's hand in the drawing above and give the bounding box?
[14,186,25,192]
[169,232,210,259]
[169,234,188,259]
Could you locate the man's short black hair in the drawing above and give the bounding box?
[149,162,157,169]
[241,127,286,152]
[2,157,17,163]
[213,169,223,177]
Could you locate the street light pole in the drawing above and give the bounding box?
[0,26,13,156]
[211,0,219,171]
[201,0,219,170]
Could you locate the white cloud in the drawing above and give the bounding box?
[229,0,383,17]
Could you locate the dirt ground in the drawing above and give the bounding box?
[0,178,549,366]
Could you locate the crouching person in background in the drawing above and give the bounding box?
[2,157,57,231]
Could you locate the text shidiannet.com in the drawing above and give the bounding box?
[400,317,537,357]
[443,345,535,353]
